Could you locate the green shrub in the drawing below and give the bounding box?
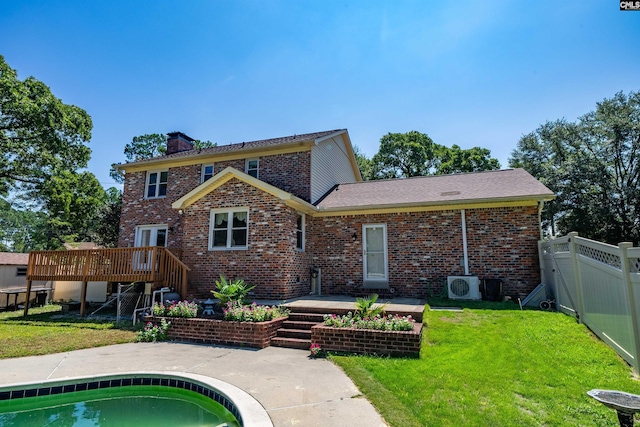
[152,300,199,318]
[355,294,387,318]
[323,312,415,331]
[211,275,256,305]
[223,302,289,322]
[136,318,170,342]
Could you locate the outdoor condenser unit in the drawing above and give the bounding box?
[447,276,481,300]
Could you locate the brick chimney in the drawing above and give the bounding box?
[166,132,195,155]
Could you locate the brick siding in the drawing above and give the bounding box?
[149,316,286,348]
[181,178,310,299]
[307,206,541,298]
[311,323,423,357]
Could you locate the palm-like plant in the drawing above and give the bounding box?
[211,275,256,305]
[355,294,387,318]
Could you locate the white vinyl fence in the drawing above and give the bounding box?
[539,232,640,372]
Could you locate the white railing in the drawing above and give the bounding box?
[539,232,640,372]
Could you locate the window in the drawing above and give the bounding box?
[296,213,305,251]
[146,170,168,198]
[209,208,249,250]
[245,159,259,178]
[16,267,27,277]
[201,164,214,182]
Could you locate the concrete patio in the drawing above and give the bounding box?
[0,342,388,427]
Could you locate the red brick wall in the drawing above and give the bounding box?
[119,151,311,248]
[311,323,422,357]
[181,178,310,299]
[150,316,286,348]
[307,207,541,298]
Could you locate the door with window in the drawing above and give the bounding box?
[134,225,167,270]
[363,224,388,286]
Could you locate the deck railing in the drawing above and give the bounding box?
[27,247,190,297]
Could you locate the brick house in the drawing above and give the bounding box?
[115,129,554,300]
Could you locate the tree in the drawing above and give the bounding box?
[39,171,107,249]
[437,145,501,175]
[0,55,92,197]
[509,90,640,245]
[0,198,47,252]
[90,187,122,248]
[110,133,216,183]
[368,131,500,180]
[353,145,373,180]
[370,131,440,179]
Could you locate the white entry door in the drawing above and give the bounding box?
[134,225,167,270]
[363,224,388,285]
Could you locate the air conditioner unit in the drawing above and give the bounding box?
[447,276,481,300]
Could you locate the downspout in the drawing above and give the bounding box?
[461,209,470,275]
[538,201,544,240]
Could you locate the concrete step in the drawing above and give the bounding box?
[282,320,318,330]
[277,328,311,340]
[270,337,310,350]
[287,312,325,323]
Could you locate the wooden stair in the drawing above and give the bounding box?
[270,312,325,350]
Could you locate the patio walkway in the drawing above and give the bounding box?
[0,342,388,427]
[258,294,426,322]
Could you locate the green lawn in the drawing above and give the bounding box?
[331,301,640,427]
[0,305,137,359]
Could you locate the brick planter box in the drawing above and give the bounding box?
[148,316,287,348]
[311,322,423,357]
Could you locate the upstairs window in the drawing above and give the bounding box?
[146,170,168,198]
[296,213,305,251]
[201,164,214,182]
[245,159,259,178]
[209,208,249,250]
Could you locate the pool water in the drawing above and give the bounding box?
[0,385,240,427]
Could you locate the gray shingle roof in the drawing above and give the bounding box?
[0,252,29,266]
[315,168,554,210]
[126,129,346,166]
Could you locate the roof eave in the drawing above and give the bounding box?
[314,194,555,216]
[119,140,316,173]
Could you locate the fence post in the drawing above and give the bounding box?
[619,242,640,373]
[568,232,584,323]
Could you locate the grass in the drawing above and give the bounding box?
[0,305,137,359]
[331,300,640,427]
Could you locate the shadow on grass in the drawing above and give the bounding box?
[0,306,137,330]
[426,297,535,311]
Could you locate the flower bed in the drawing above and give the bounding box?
[147,316,287,348]
[311,322,423,357]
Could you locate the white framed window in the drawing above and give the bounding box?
[146,170,168,198]
[245,158,259,178]
[209,208,249,250]
[201,164,214,182]
[296,213,305,251]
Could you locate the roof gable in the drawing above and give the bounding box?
[172,167,316,214]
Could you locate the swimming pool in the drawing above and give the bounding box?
[0,372,273,427]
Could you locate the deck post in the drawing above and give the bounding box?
[23,280,33,316]
[80,280,88,316]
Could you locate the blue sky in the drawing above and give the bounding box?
[1,1,639,189]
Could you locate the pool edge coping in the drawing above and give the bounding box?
[0,370,273,427]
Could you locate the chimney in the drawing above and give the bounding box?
[166,132,195,155]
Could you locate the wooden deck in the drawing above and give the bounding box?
[25,247,190,316]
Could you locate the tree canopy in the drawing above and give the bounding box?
[509,90,640,245]
[360,131,500,180]
[0,55,92,197]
